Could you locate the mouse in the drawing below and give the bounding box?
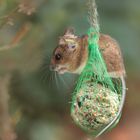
[50,27,126,78]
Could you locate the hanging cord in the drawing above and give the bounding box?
[87,0,100,33]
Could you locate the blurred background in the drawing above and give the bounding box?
[0,0,140,140]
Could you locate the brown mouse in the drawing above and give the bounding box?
[50,28,126,78]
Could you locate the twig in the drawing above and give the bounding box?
[0,75,16,140]
[0,1,36,29]
[0,23,31,51]
[0,7,18,29]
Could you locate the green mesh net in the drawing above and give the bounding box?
[71,28,123,137]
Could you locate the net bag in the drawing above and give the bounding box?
[71,28,124,137]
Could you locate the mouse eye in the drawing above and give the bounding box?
[68,44,75,49]
[71,45,75,48]
[55,53,62,60]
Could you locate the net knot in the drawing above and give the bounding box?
[87,27,99,45]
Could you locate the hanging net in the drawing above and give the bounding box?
[71,28,124,137]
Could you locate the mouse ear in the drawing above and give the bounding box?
[59,37,66,44]
[64,27,75,35]
[82,35,89,47]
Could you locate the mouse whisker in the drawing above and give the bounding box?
[40,70,50,84]
[54,71,59,90]
[58,74,69,90]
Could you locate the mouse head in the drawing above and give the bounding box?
[50,28,88,74]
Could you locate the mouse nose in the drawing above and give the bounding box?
[49,65,55,71]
